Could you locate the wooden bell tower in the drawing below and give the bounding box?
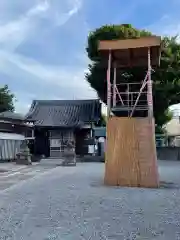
[98,36,161,188]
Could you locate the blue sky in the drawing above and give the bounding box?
[0,0,179,113]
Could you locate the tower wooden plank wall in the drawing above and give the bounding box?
[104,117,159,188]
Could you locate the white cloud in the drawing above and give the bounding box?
[0,0,83,51]
[15,101,31,114]
[0,0,97,114]
[68,0,82,15]
[40,0,83,27]
[27,1,49,17]
[147,14,180,37]
[0,49,96,114]
[0,50,90,89]
[0,1,50,51]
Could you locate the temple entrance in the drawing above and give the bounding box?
[75,129,91,156]
[49,130,75,158]
[34,128,50,157]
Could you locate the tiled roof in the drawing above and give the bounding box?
[25,99,101,127]
[0,111,25,121]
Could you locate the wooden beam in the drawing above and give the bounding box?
[99,36,161,51]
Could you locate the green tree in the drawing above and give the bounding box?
[100,113,107,126]
[85,24,180,130]
[95,113,107,126]
[0,85,15,113]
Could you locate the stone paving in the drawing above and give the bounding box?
[0,161,179,239]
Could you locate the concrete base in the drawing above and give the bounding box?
[16,153,32,165]
[61,152,76,166]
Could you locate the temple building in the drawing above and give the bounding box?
[25,99,101,158]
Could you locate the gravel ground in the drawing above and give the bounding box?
[0,159,62,191]
[0,161,180,239]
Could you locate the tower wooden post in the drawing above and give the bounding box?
[107,50,112,119]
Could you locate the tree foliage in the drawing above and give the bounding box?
[85,24,180,129]
[0,85,15,113]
